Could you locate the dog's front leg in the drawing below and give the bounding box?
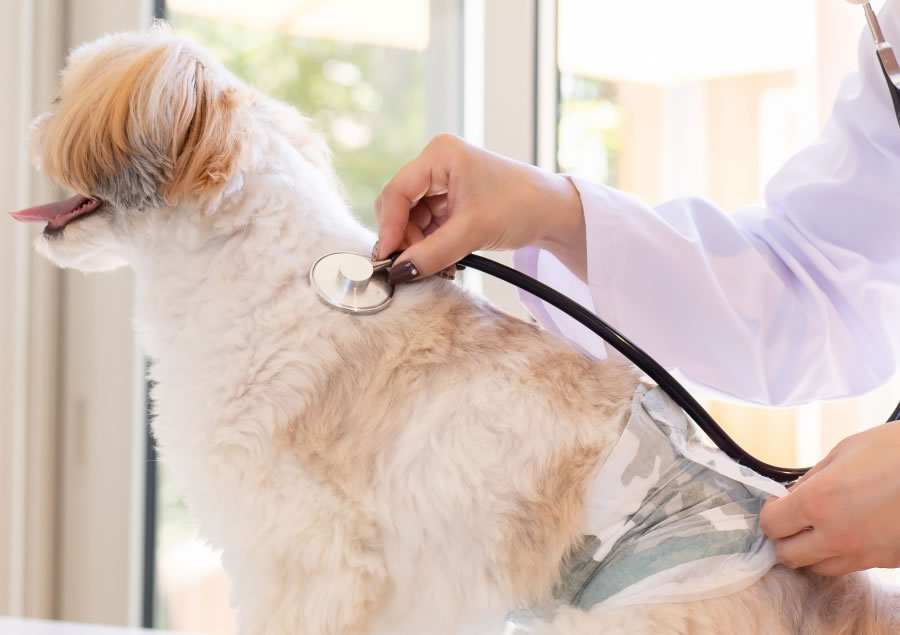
[229,522,389,635]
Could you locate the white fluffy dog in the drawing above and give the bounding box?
[12,27,899,634]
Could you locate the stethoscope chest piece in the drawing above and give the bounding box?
[309,252,394,315]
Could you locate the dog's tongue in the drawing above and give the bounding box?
[9,195,99,229]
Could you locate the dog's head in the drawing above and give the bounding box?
[10,25,334,271]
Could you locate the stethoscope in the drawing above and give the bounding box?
[309,2,900,484]
[865,1,900,128]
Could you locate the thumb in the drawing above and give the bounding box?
[790,439,844,491]
[788,456,829,492]
[388,213,474,283]
[759,485,814,539]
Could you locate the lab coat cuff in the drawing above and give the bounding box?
[567,175,623,329]
[512,246,565,338]
[512,175,616,359]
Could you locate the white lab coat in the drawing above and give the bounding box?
[515,1,900,406]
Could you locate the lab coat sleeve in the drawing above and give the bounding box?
[514,1,900,406]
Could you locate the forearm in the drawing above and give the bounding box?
[531,174,588,281]
[517,0,900,404]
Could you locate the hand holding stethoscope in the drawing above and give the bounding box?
[759,0,900,578]
[375,0,900,578]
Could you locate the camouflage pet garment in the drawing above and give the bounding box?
[507,384,789,631]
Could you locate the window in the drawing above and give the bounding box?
[151,1,463,630]
[166,0,461,227]
[555,0,900,480]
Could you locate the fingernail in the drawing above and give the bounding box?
[371,241,380,260]
[388,261,419,284]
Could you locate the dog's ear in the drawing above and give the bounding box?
[162,57,250,207]
[37,29,250,211]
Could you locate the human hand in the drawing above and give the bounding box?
[374,134,586,283]
[759,421,900,576]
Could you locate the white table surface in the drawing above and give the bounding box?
[0,619,182,634]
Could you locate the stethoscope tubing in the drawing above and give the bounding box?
[458,254,850,483]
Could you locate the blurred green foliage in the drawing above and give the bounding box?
[558,73,621,187]
[171,12,430,227]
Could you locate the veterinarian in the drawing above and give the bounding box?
[373,0,900,577]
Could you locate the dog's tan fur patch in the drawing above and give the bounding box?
[37,28,251,208]
[278,290,639,609]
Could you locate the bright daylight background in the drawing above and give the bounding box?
[0,0,897,633]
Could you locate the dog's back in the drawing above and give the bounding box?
[303,285,900,635]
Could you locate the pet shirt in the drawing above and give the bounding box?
[506,384,788,631]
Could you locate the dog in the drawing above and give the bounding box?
[11,25,899,634]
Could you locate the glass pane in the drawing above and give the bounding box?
[165,0,460,228]
[557,74,620,185]
[153,1,462,631]
[556,0,900,468]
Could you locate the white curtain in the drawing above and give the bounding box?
[0,0,66,620]
[0,0,149,625]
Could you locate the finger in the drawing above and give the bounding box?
[761,454,838,535]
[377,154,449,257]
[808,555,864,577]
[409,203,433,232]
[760,488,816,539]
[437,264,458,280]
[420,193,449,222]
[408,195,450,236]
[389,212,474,282]
[773,528,832,569]
[788,456,831,491]
[404,222,426,247]
[374,192,384,227]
